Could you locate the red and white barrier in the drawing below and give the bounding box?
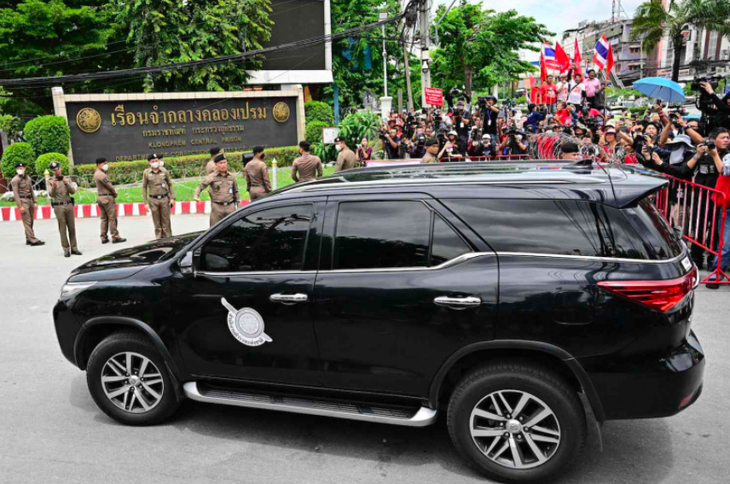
[0,200,250,222]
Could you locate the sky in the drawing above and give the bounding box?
[434,0,646,60]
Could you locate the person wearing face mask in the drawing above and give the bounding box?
[11,162,44,246]
[194,153,239,226]
[334,137,357,172]
[94,157,126,244]
[291,141,323,183]
[244,146,272,201]
[142,153,175,239]
[47,161,80,256]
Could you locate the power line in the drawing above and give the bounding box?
[0,14,404,88]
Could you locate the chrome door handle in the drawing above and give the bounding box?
[434,296,481,309]
[269,293,308,305]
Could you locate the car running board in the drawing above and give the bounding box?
[183,382,437,427]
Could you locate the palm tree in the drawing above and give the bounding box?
[631,0,730,81]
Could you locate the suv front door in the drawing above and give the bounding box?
[312,195,499,396]
[174,200,324,386]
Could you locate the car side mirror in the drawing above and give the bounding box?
[179,251,194,275]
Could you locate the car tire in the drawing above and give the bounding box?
[86,331,180,426]
[447,361,586,483]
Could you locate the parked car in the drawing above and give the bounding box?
[54,162,704,483]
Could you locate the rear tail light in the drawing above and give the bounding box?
[597,268,697,313]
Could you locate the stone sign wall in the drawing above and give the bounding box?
[52,88,305,165]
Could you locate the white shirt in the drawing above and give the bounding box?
[568,81,585,105]
[556,82,570,102]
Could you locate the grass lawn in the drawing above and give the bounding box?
[1,167,336,207]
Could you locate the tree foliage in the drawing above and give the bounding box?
[24,115,70,156]
[117,0,273,92]
[631,0,730,81]
[1,141,35,178]
[35,152,70,175]
[430,1,551,97]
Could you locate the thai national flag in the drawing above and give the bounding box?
[593,35,614,73]
[542,42,561,69]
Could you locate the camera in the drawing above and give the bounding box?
[690,76,720,92]
[55,175,64,181]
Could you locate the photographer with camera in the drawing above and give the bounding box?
[438,131,465,161]
[356,137,372,166]
[497,127,528,157]
[523,103,546,131]
[452,99,471,154]
[382,127,401,159]
[467,134,497,159]
[699,81,730,115]
[481,96,500,137]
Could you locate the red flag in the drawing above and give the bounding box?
[540,51,547,82]
[555,42,570,72]
[573,38,582,75]
[606,42,615,74]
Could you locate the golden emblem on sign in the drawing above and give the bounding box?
[272,102,290,123]
[76,107,102,133]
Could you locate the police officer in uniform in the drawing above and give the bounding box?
[334,137,357,172]
[206,146,221,175]
[291,141,323,182]
[142,153,175,239]
[244,146,272,201]
[11,162,44,246]
[94,157,126,244]
[194,153,239,226]
[47,161,80,256]
[420,139,440,164]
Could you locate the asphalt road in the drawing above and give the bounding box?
[0,214,727,484]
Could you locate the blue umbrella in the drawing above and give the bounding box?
[632,77,685,103]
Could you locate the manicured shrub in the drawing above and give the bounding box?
[1,142,36,178]
[305,100,334,125]
[24,115,71,157]
[35,153,71,176]
[305,121,328,144]
[73,146,301,187]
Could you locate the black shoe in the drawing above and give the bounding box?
[101,239,109,244]
[71,249,83,256]
[64,252,71,258]
[29,240,45,246]
[112,238,127,244]
[26,240,31,246]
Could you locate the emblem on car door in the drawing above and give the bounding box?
[221,298,273,347]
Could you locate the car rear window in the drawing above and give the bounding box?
[620,198,684,260]
[444,198,667,260]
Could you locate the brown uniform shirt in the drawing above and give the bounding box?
[142,168,175,203]
[48,177,77,202]
[205,158,217,175]
[195,171,239,203]
[421,152,439,164]
[291,153,323,182]
[11,174,35,207]
[244,159,272,193]
[94,169,117,197]
[335,147,358,172]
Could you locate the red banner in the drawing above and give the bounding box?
[424,87,444,106]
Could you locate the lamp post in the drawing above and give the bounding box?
[379,11,392,120]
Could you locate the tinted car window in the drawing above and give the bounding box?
[334,201,431,269]
[622,198,683,259]
[201,205,312,272]
[431,215,471,265]
[445,199,650,259]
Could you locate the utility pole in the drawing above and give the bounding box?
[379,11,392,119]
[419,0,431,108]
[403,40,414,111]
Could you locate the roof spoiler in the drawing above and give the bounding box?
[612,171,668,208]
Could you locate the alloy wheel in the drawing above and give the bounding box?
[469,389,561,469]
[101,351,165,413]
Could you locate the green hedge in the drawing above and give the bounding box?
[24,116,70,157]
[36,153,70,176]
[305,121,328,144]
[305,100,334,125]
[74,146,300,186]
[1,142,36,178]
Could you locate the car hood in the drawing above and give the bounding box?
[68,232,203,282]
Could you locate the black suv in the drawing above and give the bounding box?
[54,162,704,483]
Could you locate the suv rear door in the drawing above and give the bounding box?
[173,199,325,386]
[312,194,498,396]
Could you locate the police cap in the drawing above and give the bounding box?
[147,153,159,161]
[209,146,221,156]
[15,162,26,168]
[214,153,227,163]
[49,161,61,170]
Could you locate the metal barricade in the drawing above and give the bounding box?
[654,173,729,285]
